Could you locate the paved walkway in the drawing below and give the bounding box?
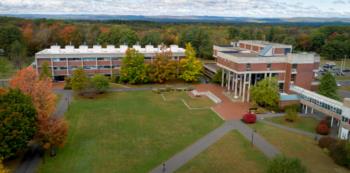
[260,120,322,139]
[150,120,280,173]
[195,84,250,120]
[15,90,72,173]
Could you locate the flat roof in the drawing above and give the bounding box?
[36,45,185,56]
[239,40,292,48]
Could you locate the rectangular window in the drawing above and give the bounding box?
[112,57,121,61]
[291,74,296,82]
[267,63,272,70]
[246,63,251,71]
[83,66,97,70]
[52,58,60,62]
[292,64,298,69]
[59,58,67,61]
[69,58,81,61]
[83,58,96,62]
[97,58,111,61]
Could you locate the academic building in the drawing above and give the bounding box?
[214,40,350,139]
[214,40,320,102]
[35,44,185,81]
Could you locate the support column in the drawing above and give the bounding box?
[311,108,314,114]
[247,73,252,102]
[305,106,308,114]
[242,73,247,102]
[331,117,334,128]
[234,73,238,98]
[227,72,231,91]
[239,74,243,98]
[221,69,225,87]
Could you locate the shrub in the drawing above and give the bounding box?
[64,77,72,90]
[267,155,307,173]
[242,112,257,124]
[318,136,337,149]
[329,141,350,168]
[91,74,110,93]
[284,105,299,122]
[316,122,330,135]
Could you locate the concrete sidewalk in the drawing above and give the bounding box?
[150,120,280,173]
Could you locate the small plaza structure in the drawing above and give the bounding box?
[35,44,185,81]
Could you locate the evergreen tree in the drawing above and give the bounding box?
[318,72,339,100]
[0,89,37,159]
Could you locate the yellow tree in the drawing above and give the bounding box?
[0,159,9,173]
[36,117,68,150]
[179,43,203,82]
[149,50,177,83]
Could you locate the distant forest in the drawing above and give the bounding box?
[1,16,350,67]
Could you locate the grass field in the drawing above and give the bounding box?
[250,122,350,173]
[266,116,319,133]
[162,92,214,108]
[176,131,268,173]
[38,91,222,173]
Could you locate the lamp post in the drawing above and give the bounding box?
[251,129,256,146]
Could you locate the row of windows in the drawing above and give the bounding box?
[244,63,298,71]
[342,117,350,125]
[53,65,120,71]
[300,95,342,115]
[52,57,122,62]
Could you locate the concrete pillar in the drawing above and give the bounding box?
[247,73,252,102]
[221,69,225,87]
[242,73,247,102]
[227,72,231,91]
[311,108,314,114]
[231,73,235,91]
[331,117,334,128]
[234,73,238,98]
[305,106,308,114]
[239,74,243,98]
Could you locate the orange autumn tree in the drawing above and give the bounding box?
[10,66,56,118]
[36,117,68,150]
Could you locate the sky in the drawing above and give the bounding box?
[0,0,350,18]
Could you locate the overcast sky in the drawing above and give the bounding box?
[0,0,350,18]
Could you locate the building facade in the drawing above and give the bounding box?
[214,40,320,102]
[35,44,186,81]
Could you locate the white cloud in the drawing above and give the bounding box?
[0,0,349,18]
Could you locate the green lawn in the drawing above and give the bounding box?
[162,92,214,108]
[176,131,268,173]
[266,116,319,133]
[38,91,222,173]
[250,122,350,173]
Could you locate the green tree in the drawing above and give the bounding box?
[228,27,240,40]
[318,72,339,100]
[267,155,306,173]
[149,51,177,83]
[267,27,275,42]
[97,26,139,46]
[180,27,212,59]
[0,59,13,78]
[211,69,222,84]
[141,32,161,46]
[91,74,110,93]
[40,61,52,79]
[120,49,149,84]
[71,68,89,92]
[0,89,37,159]
[321,39,348,60]
[250,77,279,110]
[9,41,27,68]
[179,43,203,82]
[0,25,23,56]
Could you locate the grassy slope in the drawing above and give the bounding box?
[267,116,319,133]
[176,131,268,173]
[38,91,222,173]
[250,122,350,173]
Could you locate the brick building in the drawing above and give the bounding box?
[35,44,185,81]
[214,40,320,102]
